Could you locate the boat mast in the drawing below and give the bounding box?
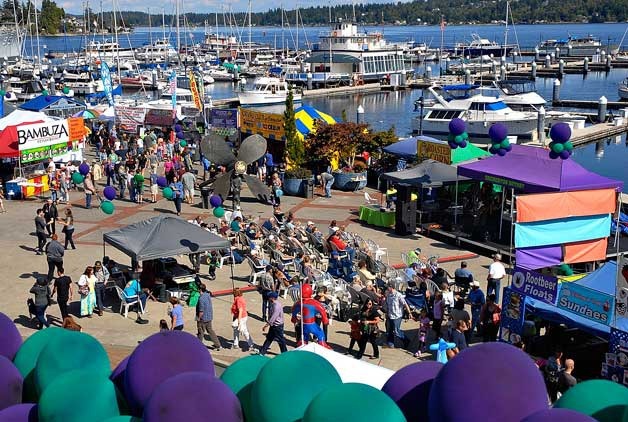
[112,0,121,76]
[148,7,152,45]
[296,6,299,54]
[33,0,41,65]
[176,0,181,65]
[502,1,509,60]
[281,2,284,55]
[248,0,252,63]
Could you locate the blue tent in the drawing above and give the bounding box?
[383,136,440,159]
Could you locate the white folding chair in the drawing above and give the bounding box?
[115,286,144,319]
[364,191,377,205]
[368,239,389,264]
[246,256,266,285]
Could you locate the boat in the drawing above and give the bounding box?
[237,76,301,106]
[413,85,538,142]
[0,25,24,58]
[206,67,236,82]
[536,35,618,56]
[83,40,135,63]
[620,78,628,101]
[5,79,46,102]
[447,33,517,58]
[115,70,165,91]
[450,55,517,73]
[136,39,178,63]
[480,80,546,111]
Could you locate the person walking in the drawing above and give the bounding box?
[83,172,96,209]
[45,234,64,282]
[182,170,196,204]
[231,288,255,351]
[51,267,73,319]
[58,208,76,250]
[93,261,110,316]
[169,297,184,330]
[259,266,276,321]
[487,253,506,302]
[355,299,381,360]
[35,208,47,255]
[258,292,288,356]
[29,277,51,329]
[43,199,58,236]
[270,173,282,206]
[196,283,222,350]
[468,281,486,337]
[480,294,501,342]
[384,283,411,349]
[77,266,97,318]
[170,176,184,216]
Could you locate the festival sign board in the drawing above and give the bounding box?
[239,107,284,140]
[115,105,146,132]
[145,109,174,126]
[211,108,238,129]
[510,266,559,305]
[67,117,86,141]
[417,140,451,165]
[17,120,70,152]
[558,282,614,326]
[499,287,525,344]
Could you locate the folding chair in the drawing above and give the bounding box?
[115,286,144,319]
[364,191,378,205]
[246,256,266,285]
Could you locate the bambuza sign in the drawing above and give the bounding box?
[17,121,70,151]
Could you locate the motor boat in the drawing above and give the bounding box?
[237,76,301,106]
[447,33,517,58]
[479,80,546,111]
[619,78,628,101]
[537,35,618,56]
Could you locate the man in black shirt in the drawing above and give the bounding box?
[42,199,58,236]
[52,268,73,319]
[35,209,47,255]
[558,358,577,395]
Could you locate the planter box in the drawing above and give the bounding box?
[332,171,368,191]
[283,177,314,197]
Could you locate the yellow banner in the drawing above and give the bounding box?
[239,107,284,140]
[417,140,451,165]
[188,72,202,111]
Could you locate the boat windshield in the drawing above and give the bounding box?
[497,80,536,95]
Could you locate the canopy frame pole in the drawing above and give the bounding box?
[498,187,506,241]
[454,175,459,226]
[300,278,304,345]
[229,247,236,292]
[613,193,623,327]
[509,189,515,284]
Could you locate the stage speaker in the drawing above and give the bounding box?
[395,184,417,235]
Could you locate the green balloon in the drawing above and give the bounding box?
[213,206,225,218]
[0,90,5,97]
[35,330,111,396]
[38,369,122,422]
[134,173,144,183]
[62,86,70,94]
[500,139,510,149]
[462,131,469,140]
[221,355,270,421]
[564,141,574,151]
[447,133,455,142]
[554,379,628,422]
[100,201,115,215]
[162,187,174,200]
[179,140,188,148]
[303,383,406,422]
[13,327,68,402]
[251,351,342,422]
[454,134,464,144]
[552,142,565,153]
[41,89,49,96]
[71,172,84,184]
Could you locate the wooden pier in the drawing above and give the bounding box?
[552,99,628,110]
[568,121,628,146]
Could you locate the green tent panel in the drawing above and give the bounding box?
[451,142,491,164]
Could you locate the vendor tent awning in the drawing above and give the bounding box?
[295,105,336,140]
[103,215,230,262]
[457,144,623,193]
[381,159,468,187]
[383,136,491,163]
[305,53,362,64]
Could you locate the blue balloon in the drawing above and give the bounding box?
[156,176,168,188]
[550,122,571,143]
[559,150,571,160]
[488,123,508,143]
[497,148,507,157]
[549,150,559,159]
[459,140,468,148]
[448,141,458,149]
[103,186,116,201]
[448,118,466,136]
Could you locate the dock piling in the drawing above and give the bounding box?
[464,69,471,85]
[583,57,589,73]
[552,79,561,102]
[544,55,551,69]
[531,61,537,78]
[537,106,546,146]
[558,60,565,77]
[598,96,608,123]
[534,47,540,61]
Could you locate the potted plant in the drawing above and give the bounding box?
[283,167,314,196]
[282,89,313,196]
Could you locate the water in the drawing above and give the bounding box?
[571,134,628,189]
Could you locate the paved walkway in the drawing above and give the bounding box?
[1,168,494,371]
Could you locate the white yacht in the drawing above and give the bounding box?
[83,40,135,63]
[537,35,618,56]
[237,77,301,107]
[480,80,546,111]
[448,33,517,58]
[136,39,178,63]
[619,78,628,101]
[413,86,538,143]
[6,79,46,102]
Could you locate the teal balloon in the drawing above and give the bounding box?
[500,139,510,149]
[162,187,174,200]
[179,140,187,148]
[100,201,115,215]
[454,134,464,144]
[251,351,342,422]
[447,133,455,143]
[13,327,69,402]
[38,369,122,422]
[71,172,84,184]
[221,355,270,420]
[554,379,628,422]
[62,86,70,94]
[303,383,406,422]
[35,330,110,396]
[564,141,574,151]
[41,90,49,96]
[552,142,565,153]
[213,206,225,218]
[462,131,469,140]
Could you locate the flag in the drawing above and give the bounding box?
[440,17,446,31]
[188,71,203,111]
[168,70,177,118]
[100,60,114,106]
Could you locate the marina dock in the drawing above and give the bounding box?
[568,121,628,146]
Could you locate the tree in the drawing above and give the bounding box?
[39,0,64,34]
[283,89,305,168]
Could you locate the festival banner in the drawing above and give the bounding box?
[239,107,284,140]
[115,105,146,132]
[498,287,525,344]
[67,117,86,141]
[17,120,70,151]
[188,71,203,111]
[510,266,559,305]
[145,109,174,126]
[100,60,114,106]
[558,282,614,326]
[417,140,451,165]
[211,108,238,129]
[20,145,51,163]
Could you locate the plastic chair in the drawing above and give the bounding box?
[115,286,144,319]
[364,191,377,205]
[246,256,266,285]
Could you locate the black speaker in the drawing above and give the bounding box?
[395,184,417,235]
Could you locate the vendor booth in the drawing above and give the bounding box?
[383,136,490,164]
[20,95,86,119]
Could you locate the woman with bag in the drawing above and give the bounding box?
[480,294,501,342]
[355,299,381,360]
[230,288,256,351]
[29,277,51,329]
[58,208,76,250]
[77,266,97,318]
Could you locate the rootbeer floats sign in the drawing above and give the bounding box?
[558,282,614,326]
[511,266,558,305]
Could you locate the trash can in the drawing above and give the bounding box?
[304,178,314,199]
[200,182,212,209]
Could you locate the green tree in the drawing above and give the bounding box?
[39,0,64,34]
[305,121,378,170]
[283,89,305,168]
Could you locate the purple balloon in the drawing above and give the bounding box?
[110,356,129,395]
[176,131,184,140]
[382,361,443,422]
[156,176,168,188]
[497,148,507,156]
[522,408,597,422]
[209,195,223,208]
[78,163,90,176]
[0,312,22,360]
[550,122,571,143]
[0,403,38,422]
[0,356,23,411]
[505,143,513,152]
[144,372,242,422]
[103,186,117,201]
[174,124,182,133]
[429,343,548,422]
[488,123,508,143]
[459,140,468,148]
[489,145,500,155]
[124,331,214,416]
[559,150,571,160]
[448,118,466,136]
[549,150,559,159]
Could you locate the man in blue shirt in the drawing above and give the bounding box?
[196,283,222,350]
[454,261,474,282]
[468,281,486,336]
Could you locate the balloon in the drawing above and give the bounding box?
[489,144,500,154]
[0,356,23,411]
[497,148,507,156]
[429,338,456,364]
[500,138,510,149]
[382,361,443,422]
[41,90,48,96]
[552,142,565,153]
[454,134,464,144]
[0,312,22,360]
[488,123,508,142]
[275,189,283,198]
[448,118,466,136]
[564,141,574,151]
[554,379,628,422]
[209,195,222,208]
[179,140,187,148]
[78,163,90,176]
[156,176,168,188]
[133,174,144,183]
[38,369,122,422]
[221,355,270,421]
[559,150,571,160]
[110,356,129,396]
[62,86,70,94]
[550,122,571,143]
[103,186,117,201]
[4,92,10,99]
[213,207,225,218]
[505,143,513,152]
[428,343,548,422]
[459,140,467,148]
[174,124,182,133]
[124,331,214,415]
[461,131,469,140]
[71,172,84,184]
[13,327,68,402]
[549,150,559,159]
[100,201,115,215]
[0,403,38,422]
[143,372,242,422]
[162,187,174,200]
[176,131,184,140]
[522,408,597,422]
[447,141,458,149]
[447,133,455,143]
[251,351,342,422]
[303,383,406,422]
[34,330,110,396]
[0,90,5,97]
[102,417,142,422]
